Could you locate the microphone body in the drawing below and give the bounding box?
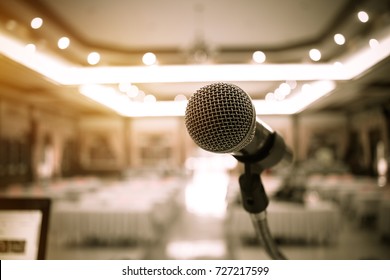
[185,83,291,259]
[233,121,293,170]
[185,82,293,170]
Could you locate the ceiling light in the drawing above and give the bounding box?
[144,94,157,103]
[142,52,157,66]
[118,81,131,92]
[265,92,275,102]
[309,49,321,61]
[301,83,312,93]
[342,33,390,78]
[286,80,297,90]
[274,89,286,101]
[31,17,43,29]
[80,80,331,116]
[257,80,336,114]
[174,94,187,102]
[1,27,390,117]
[87,52,100,65]
[252,51,266,63]
[357,11,369,23]
[334,34,346,45]
[125,101,187,117]
[278,82,291,96]
[57,37,70,49]
[2,27,389,84]
[127,85,139,98]
[24,43,36,54]
[62,64,344,84]
[135,90,145,102]
[369,39,379,49]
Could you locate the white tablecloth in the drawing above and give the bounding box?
[226,200,341,244]
[305,174,389,223]
[50,202,158,245]
[49,178,183,246]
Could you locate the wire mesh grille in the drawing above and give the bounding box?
[185,82,256,153]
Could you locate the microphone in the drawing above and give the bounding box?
[185,82,293,170]
[185,82,291,259]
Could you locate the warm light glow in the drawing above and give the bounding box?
[6,20,17,31]
[286,80,297,89]
[265,92,276,102]
[369,39,379,49]
[252,51,266,63]
[79,84,131,115]
[334,33,346,45]
[185,156,230,218]
[301,83,312,93]
[24,43,36,54]
[0,34,74,84]
[118,81,131,92]
[127,85,139,98]
[309,49,321,61]
[144,94,156,103]
[62,64,344,84]
[135,101,187,116]
[31,17,43,29]
[80,84,187,116]
[135,90,145,102]
[255,80,336,114]
[57,37,70,49]
[278,82,291,96]
[87,52,100,65]
[358,11,369,23]
[174,94,187,101]
[142,52,157,65]
[341,30,390,79]
[274,89,285,101]
[0,27,390,116]
[1,23,389,85]
[273,83,292,101]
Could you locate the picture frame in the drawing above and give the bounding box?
[0,197,51,260]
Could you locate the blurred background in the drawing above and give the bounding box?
[0,0,390,260]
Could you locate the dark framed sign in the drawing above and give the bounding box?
[0,197,51,260]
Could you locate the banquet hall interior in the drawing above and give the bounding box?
[1,0,390,260]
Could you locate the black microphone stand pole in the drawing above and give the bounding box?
[238,162,287,260]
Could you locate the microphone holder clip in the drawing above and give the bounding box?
[239,163,268,214]
[237,162,287,260]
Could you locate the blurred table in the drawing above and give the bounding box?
[227,200,341,244]
[49,177,183,246]
[50,201,158,245]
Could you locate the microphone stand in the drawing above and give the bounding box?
[238,162,287,260]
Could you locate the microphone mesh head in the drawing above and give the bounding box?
[185,82,256,153]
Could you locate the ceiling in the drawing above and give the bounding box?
[0,0,390,117]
